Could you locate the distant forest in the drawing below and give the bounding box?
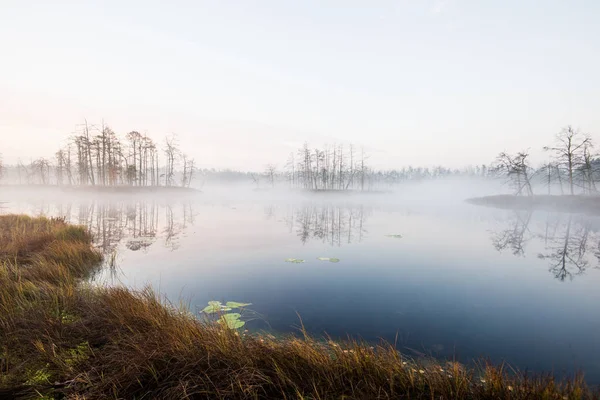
[0,122,597,193]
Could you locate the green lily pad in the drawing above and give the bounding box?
[226,301,252,308]
[202,301,232,314]
[317,257,340,263]
[218,313,245,329]
[385,234,403,239]
[285,258,305,263]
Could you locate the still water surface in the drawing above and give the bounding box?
[3,190,600,383]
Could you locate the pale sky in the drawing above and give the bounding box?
[1,0,599,170]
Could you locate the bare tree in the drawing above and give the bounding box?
[186,158,195,188]
[579,142,597,194]
[83,120,96,186]
[544,126,592,195]
[285,152,296,188]
[265,164,277,188]
[30,158,51,184]
[180,154,195,187]
[493,151,534,196]
[55,149,66,185]
[163,135,179,187]
[360,147,367,191]
[142,135,157,187]
[16,159,26,184]
[126,131,143,186]
[250,173,260,189]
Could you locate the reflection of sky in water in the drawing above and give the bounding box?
[3,197,600,383]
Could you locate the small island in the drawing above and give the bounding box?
[468,126,600,215]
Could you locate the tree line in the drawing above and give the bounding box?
[1,121,195,188]
[4,123,596,193]
[249,142,492,191]
[494,126,598,196]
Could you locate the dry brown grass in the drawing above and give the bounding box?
[0,214,597,399]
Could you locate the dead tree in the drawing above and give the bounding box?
[580,142,597,194]
[544,126,591,195]
[30,158,51,184]
[16,160,26,184]
[163,135,179,187]
[55,149,65,185]
[180,155,196,188]
[250,174,260,189]
[285,152,296,188]
[126,131,142,186]
[265,164,277,188]
[494,151,534,196]
[83,120,96,186]
[360,147,367,191]
[186,158,195,188]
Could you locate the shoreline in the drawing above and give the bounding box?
[0,184,201,196]
[466,194,600,215]
[0,214,596,399]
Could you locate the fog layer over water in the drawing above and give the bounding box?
[3,180,600,383]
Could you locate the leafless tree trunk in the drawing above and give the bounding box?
[265,164,277,188]
[494,151,534,196]
[181,154,188,187]
[84,120,96,186]
[360,147,366,192]
[581,143,597,194]
[164,135,179,187]
[187,158,195,188]
[55,149,65,185]
[544,126,591,195]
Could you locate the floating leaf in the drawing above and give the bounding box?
[226,301,252,308]
[285,258,305,263]
[218,313,245,329]
[202,301,222,314]
[317,257,340,263]
[202,301,231,314]
[231,320,245,329]
[385,234,403,239]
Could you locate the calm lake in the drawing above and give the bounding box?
[3,185,600,384]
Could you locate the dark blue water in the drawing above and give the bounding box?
[4,191,600,383]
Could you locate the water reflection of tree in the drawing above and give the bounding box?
[278,204,370,246]
[490,211,599,281]
[491,211,532,256]
[538,216,590,281]
[163,205,182,251]
[46,200,195,255]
